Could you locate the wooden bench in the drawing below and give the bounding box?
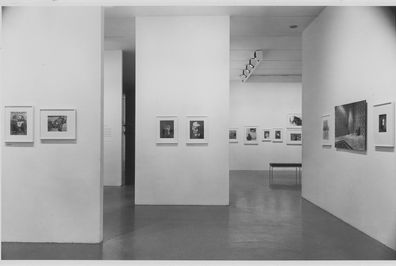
[269,163,302,185]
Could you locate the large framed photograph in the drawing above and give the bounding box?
[262,128,272,142]
[335,100,367,151]
[272,128,283,143]
[286,128,302,145]
[244,126,258,145]
[321,114,331,146]
[373,102,394,147]
[229,128,238,143]
[186,116,208,144]
[4,106,34,142]
[287,113,302,128]
[40,109,76,140]
[156,116,178,143]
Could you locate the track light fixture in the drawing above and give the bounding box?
[240,50,264,82]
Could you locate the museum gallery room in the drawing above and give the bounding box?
[1,1,396,262]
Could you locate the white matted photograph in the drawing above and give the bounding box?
[321,114,331,146]
[286,128,302,145]
[272,128,284,143]
[229,128,238,143]
[244,126,258,145]
[262,128,272,142]
[287,113,302,128]
[373,102,394,147]
[186,116,208,144]
[40,109,76,140]
[156,116,178,144]
[4,106,34,143]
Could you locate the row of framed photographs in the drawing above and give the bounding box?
[156,116,208,144]
[321,101,395,150]
[229,127,302,145]
[4,106,76,142]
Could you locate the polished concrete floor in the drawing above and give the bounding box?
[2,170,396,260]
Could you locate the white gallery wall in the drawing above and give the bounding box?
[135,16,230,205]
[302,7,396,250]
[230,81,302,170]
[1,7,103,243]
[104,50,123,186]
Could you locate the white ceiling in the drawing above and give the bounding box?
[104,6,324,82]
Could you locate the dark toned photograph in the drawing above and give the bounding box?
[335,100,367,151]
[48,116,68,132]
[275,130,281,139]
[245,127,257,141]
[290,133,301,141]
[190,120,204,139]
[10,112,27,135]
[288,114,302,127]
[159,120,174,138]
[379,114,387,132]
[322,119,329,140]
[229,129,237,140]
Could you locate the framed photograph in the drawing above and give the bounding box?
[272,128,283,142]
[40,109,76,140]
[262,128,272,142]
[321,114,331,146]
[335,100,367,151]
[286,128,302,145]
[156,116,178,143]
[373,102,394,147]
[4,106,34,142]
[186,116,208,144]
[229,128,238,143]
[244,126,258,145]
[287,113,302,128]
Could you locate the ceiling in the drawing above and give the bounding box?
[104,6,324,82]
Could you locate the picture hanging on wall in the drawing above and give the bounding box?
[373,102,394,147]
[40,109,76,140]
[272,128,283,143]
[229,128,238,143]
[4,106,34,143]
[287,113,302,128]
[156,116,178,143]
[262,128,272,142]
[334,100,367,151]
[286,128,302,145]
[321,114,331,146]
[244,126,259,145]
[186,116,208,144]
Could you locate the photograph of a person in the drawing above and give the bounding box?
[48,116,68,132]
[379,114,387,132]
[10,112,27,135]
[262,129,271,141]
[322,119,329,140]
[190,120,204,139]
[186,116,208,144]
[272,128,283,142]
[229,128,238,143]
[335,100,367,151]
[287,113,302,127]
[159,120,174,138]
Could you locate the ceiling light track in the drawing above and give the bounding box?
[240,50,264,83]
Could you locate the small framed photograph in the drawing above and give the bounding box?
[287,113,302,128]
[244,126,258,145]
[321,114,331,146]
[156,116,178,143]
[272,128,283,143]
[40,109,76,140]
[186,116,208,144]
[373,102,394,147]
[229,128,238,143]
[286,128,302,145]
[262,128,272,142]
[4,106,34,142]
